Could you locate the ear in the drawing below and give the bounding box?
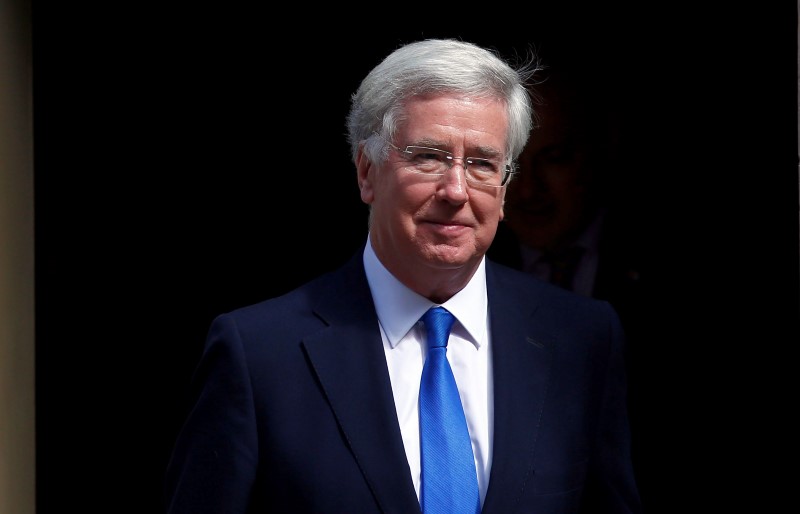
[356,144,375,205]
[498,187,506,221]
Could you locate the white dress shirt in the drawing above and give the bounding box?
[363,236,494,507]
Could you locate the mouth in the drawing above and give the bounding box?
[421,219,472,235]
[426,219,469,227]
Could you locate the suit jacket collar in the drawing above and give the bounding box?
[301,252,422,513]
[301,252,553,513]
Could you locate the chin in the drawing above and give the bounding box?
[422,244,480,269]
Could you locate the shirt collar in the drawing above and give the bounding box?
[363,235,488,350]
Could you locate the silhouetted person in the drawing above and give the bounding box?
[488,56,652,508]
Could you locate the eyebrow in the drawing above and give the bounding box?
[407,138,504,159]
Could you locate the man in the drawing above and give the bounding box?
[165,38,641,513]
[489,62,643,302]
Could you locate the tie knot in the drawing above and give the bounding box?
[421,306,455,349]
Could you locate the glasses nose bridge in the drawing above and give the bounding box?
[438,156,471,189]
[443,154,470,173]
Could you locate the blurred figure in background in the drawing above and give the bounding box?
[488,53,651,506]
[489,60,642,305]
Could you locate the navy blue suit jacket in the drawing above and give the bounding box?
[165,249,641,513]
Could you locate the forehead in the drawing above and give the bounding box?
[397,94,508,150]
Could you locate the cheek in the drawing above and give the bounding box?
[383,178,432,206]
[370,177,426,223]
[362,166,395,204]
[473,194,506,223]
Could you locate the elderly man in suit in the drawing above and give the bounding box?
[165,38,641,514]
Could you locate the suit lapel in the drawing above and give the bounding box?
[301,254,421,514]
[299,256,557,513]
[482,262,555,513]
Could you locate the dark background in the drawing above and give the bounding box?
[33,4,798,513]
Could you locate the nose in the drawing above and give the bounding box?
[436,160,469,204]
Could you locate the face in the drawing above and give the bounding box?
[503,83,600,253]
[357,93,509,298]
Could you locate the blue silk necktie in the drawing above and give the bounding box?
[418,306,480,514]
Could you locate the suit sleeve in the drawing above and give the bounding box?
[164,313,258,514]
[580,302,643,514]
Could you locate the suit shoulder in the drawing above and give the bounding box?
[487,258,571,299]
[215,251,366,331]
[487,258,620,319]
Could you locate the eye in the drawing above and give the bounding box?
[406,147,451,173]
[409,147,448,163]
[466,157,500,175]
